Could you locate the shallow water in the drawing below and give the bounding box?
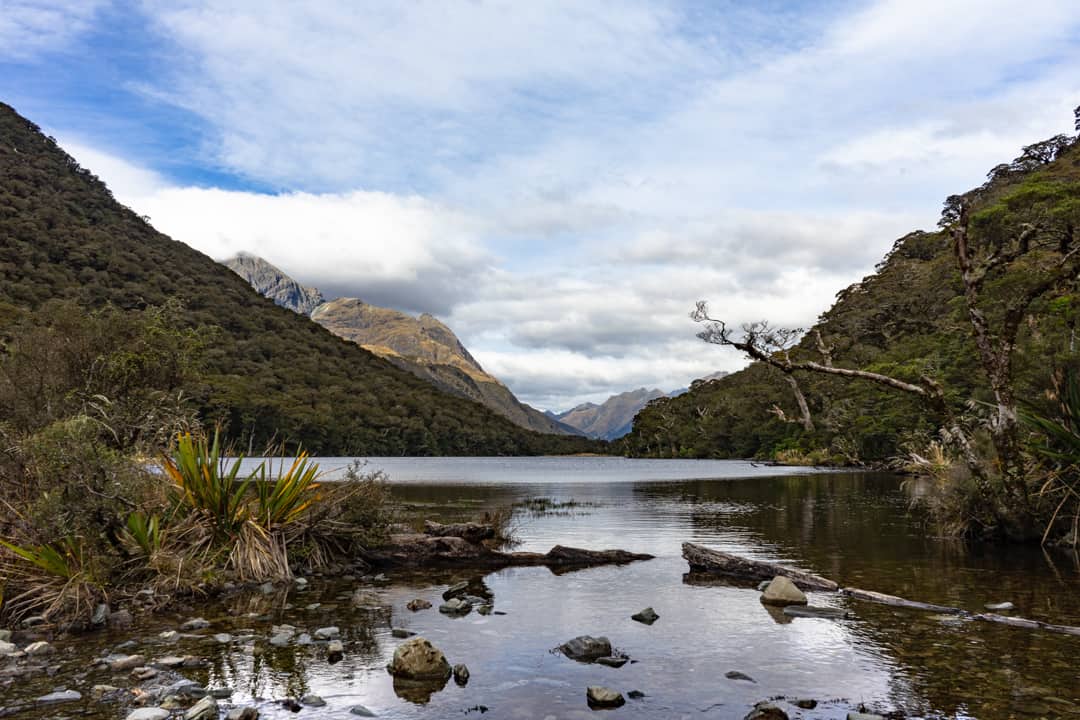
[5,459,1079,719]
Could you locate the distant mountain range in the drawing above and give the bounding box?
[224,254,578,436]
[550,371,730,441]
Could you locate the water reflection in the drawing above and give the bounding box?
[6,462,1079,719]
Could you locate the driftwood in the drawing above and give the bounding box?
[368,533,653,571]
[841,588,963,614]
[684,544,1080,637]
[682,542,839,591]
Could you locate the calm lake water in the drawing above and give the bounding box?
[7,458,1080,719]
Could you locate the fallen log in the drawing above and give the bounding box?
[840,588,963,614]
[368,534,653,571]
[681,542,838,591]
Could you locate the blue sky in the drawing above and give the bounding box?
[3,0,1080,410]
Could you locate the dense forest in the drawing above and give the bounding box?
[623,128,1080,465]
[0,103,601,456]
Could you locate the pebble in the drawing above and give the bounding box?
[213,633,233,643]
[407,599,432,612]
[314,626,340,640]
[180,618,210,631]
[302,694,326,707]
[350,705,377,716]
[109,654,145,671]
[24,641,54,655]
[984,601,1015,611]
[391,628,415,638]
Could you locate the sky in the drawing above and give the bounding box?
[2,1,1079,411]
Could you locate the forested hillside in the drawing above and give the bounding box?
[0,103,600,456]
[624,131,1080,463]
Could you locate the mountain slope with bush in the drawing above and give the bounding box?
[0,102,600,456]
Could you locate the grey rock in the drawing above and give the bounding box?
[439,598,472,616]
[476,604,494,615]
[628,690,646,699]
[406,599,432,612]
[224,253,325,315]
[302,694,326,707]
[153,655,187,669]
[158,630,179,643]
[586,686,625,708]
[91,685,120,699]
[24,640,54,655]
[453,663,470,685]
[391,628,415,638]
[350,706,377,717]
[185,695,218,720]
[559,635,612,662]
[760,576,808,606]
[386,637,452,681]
[327,639,344,662]
[725,670,756,682]
[126,710,171,720]
[745,702,789,720]
[213,633,233,643]
[0,630,10,642]
[296,633,313,645]
[794,699,818,709]
[314,626,339,640]
[109,654,145,671]
[258,581,275,594]
[782,606,851,620]
[132,666,159,681]
[847,714,885,720]
[92,603,110,625]
[596,656,628,668]
[226,709,260,720]
[985,601,1015,611]
[631,607,659,625]
[21,615,45,627]
[109,609,134,629]
[0,641,16,655]
[180,617,210,631]
[36,689,82,703]
[442,581,469,600]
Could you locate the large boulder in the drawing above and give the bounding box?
[387,637,452,681]
[760,576,808,606]
[559,635,612,662]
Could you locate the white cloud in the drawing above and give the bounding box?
[0,0,107,61]
[41,0,1080,409]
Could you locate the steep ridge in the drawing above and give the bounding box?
[623,133,1080,461]
[310,298,579,435]
[224,253,324,315]
[0,102,598,456]
[554,388,666,440]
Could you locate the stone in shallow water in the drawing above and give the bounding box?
[631,607,659,625]
[185,695,218,720]
[387,637,452,681]
[327,639,344,662]
[406,599,432,612]
[847,714,884,720]
[180,617,210,631]
[586,686,625,708]
[782,605,851,620]
[760,576,808,606]
[984,601,1015,611]
[793,698,818,709]
[725,670,756,682]
[745,702,788,720]
[314,626,340,640]
[453,663,470,685]
[126,710,171,720]
[109,654,145,671]
[302,694,326,707]
[226,709,259,720]
[350,706,377,717]
[559,635,612,662]
[391,628,415,638]
[24,641,54,655]
[36,689,82,703]
[596,656,628,668]
[439,598,472,616]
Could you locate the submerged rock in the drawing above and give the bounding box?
[406,599,432,612]
[586,686,625,708]
[439,598,472,616]
[387,637,452,681]
[760,576,808,606]
[391,628,416,638]
[109,654,145,671]
[560,635,613,662]
[782,606,851,620]
[725,670,756,683]
[301,694,326,707]
[793,698,818,709]
[350,706,377,717]
[631,607,659,625]
[36,689,82,703]
[180,618,210,631]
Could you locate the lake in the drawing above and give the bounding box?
[6,458,1079,719]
